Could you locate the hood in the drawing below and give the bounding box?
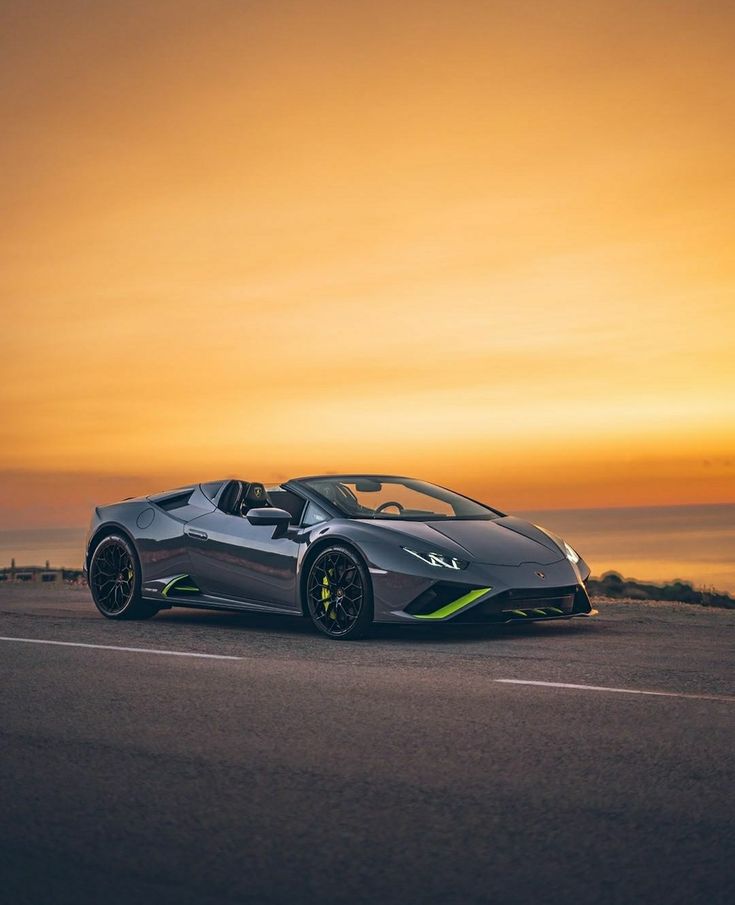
[372,516,565,566]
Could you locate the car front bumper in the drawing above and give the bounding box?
[369,556,594,624]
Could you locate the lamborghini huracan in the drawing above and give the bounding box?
[84,475,596,639]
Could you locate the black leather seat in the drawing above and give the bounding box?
[218,480,244,515]
[239,483,270,515]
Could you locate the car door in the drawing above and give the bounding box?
[183,509,302,610]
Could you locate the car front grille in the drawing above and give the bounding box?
[404,582,482,616]
[453,585,590,622]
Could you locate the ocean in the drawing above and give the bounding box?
[1,503,733,592]
[519,503,735,592]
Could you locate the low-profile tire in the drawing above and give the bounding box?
[305,545,373,640]
[89,534,158,620]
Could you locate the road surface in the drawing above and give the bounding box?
[1,586,734,905]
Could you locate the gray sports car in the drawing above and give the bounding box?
[84,475,596,639]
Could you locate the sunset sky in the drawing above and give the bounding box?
[2,0,734,528]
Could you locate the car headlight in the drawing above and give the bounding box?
[563,541,580,564]
[402,547,468,570]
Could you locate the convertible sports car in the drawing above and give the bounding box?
[84,475,596,639]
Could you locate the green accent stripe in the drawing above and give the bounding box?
[162,575,200,598]
[414,587,492,621]
[161,576,184,598]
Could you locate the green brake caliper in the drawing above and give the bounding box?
[322,571,337,619]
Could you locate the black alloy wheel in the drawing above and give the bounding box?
[306,546,373,639]
[89,535,157,620]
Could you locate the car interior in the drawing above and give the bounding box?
[267,488,307,523]
[215,480,306,524]
[307,478,444,519]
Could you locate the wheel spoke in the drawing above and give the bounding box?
[91,541,135,615]
[307,552,364,635]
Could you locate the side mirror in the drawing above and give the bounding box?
[246,507,291,526]
[246,507,291,538]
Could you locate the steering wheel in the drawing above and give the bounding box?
[375,501,404,515]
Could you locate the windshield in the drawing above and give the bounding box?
[299,476,500,520]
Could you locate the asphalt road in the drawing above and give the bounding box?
[1,586,734,905]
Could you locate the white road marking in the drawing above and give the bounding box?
[0,636,242,661]
[1,636,731,700]
[495,678,735,703]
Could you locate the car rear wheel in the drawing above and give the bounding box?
[306,546,373,639]
[89,535,157,620]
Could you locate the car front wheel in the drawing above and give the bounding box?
[306,545,373,639]
[89,535,158,620]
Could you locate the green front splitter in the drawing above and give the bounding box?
[414,587,492,620]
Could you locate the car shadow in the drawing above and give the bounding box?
[155,606,604,645]
[371,618,603,645]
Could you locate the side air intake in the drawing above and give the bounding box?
[162,575,202,598]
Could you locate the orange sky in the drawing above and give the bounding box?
[2,0,734,528]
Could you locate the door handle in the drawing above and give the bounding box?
[185,527,208,540]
